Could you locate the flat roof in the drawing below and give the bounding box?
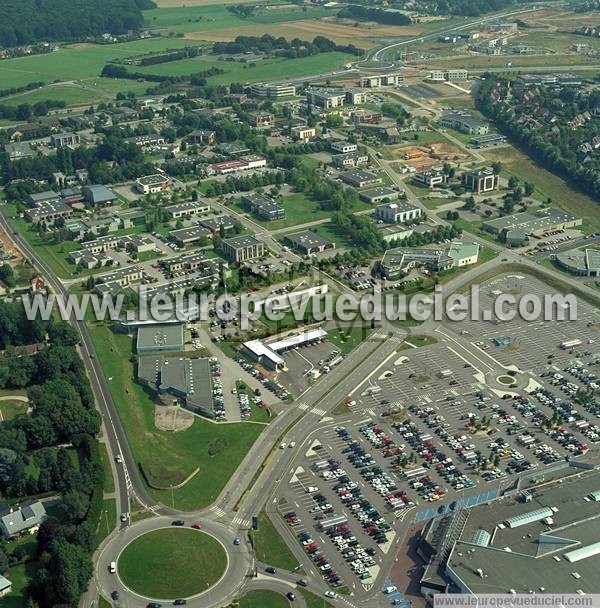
[284,230,334,249]
[243,339,285,367]
[223,235,263,249]
[360,187,398,199]
[448,241,479,260]
[482,208,580,233]
[137,174,168,185]
[267,328,327,352]
[446,470,600,594]
[170,225,211,241]
[137,324,184,350]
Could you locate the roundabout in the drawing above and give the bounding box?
[118,528,227,599]
[497,374,517,386]
[97,517,253,607]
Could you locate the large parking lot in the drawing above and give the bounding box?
[275,272,600,596]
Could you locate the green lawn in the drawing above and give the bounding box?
[88,325,264,510]
[99,443,115,493]
[300,589,335,608]
[118,528,227,599]
[2,85,101,107]
[0,400,28,421]
[250,509,298,571]
[0,37,200,90]
[401,335,438,349]
[327,325,371,356]
[239,192,368,231]
[136,52,354,85]
[239,590,290,608]
[2,562,37,608]
[95,498,117,546]
[99,598,111,608]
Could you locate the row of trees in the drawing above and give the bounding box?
[212,34,361,58]
[101,63,225,84]
[337,5,412,25]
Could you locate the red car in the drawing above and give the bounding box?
[191,522,202,529]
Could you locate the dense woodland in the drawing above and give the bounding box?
[0,0,155,47]
[0,302,103,608]
[476,74,600,200]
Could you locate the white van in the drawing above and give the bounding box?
[109,561,116,573]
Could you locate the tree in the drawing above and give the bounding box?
[491,161,502,175]
[523,181,534,197]
[0,547,8,573]
[508,175,519,189]
[0,264,16,289]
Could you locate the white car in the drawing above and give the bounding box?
[325,591,336,598]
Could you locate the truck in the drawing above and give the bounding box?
[319,514,348,530]
[404,466,427,480]
[561,339,582,349]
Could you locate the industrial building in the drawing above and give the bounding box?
[283,230,335,255]
[82,184,118,206]
[242,327,328,371]
[359,187,399,205]
[331,141,358,154]
[340,169,382,188]
[427,69,469,81]
[469,133,507,148]
[331,151,369,169]
[555,248,600,277]
[136,324,185,355]
[166,200,211,219]
[418,471,600,598]
[222,235,265,262]
[136,174,170,194]
[375,200,422,224]
[482,208,582,238]
[170,225,212,247]
[381,247,453,278]
[440,111,489,135]
[242,193,285,221]
[137,356,215,418]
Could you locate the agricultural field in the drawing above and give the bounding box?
[135,51,355,84]
[0,37,201,90]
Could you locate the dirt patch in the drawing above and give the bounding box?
[155,405,195,432]
[387,141,470,170]
[0,230,23,266]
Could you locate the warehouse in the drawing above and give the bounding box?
[375,200,422,224]
[555,248,600,277]
[170,225,212,247]
[137,356,215,418]
[359,187,399,205]
[136,324,184,355]
[482,208,582,237]
[340,169,382,188]
[283,230,335,255]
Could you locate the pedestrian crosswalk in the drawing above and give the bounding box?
[210,505,226,518]
[310,407,327,417]
[232,516,250,528]
[148,504,161,513]
[297,403,309,411]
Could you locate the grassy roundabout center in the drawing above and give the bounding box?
[497,375,516,385]
[118,528,227,599]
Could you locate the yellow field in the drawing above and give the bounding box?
[184,17,426,48]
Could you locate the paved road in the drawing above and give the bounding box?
[96,517,252,608]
